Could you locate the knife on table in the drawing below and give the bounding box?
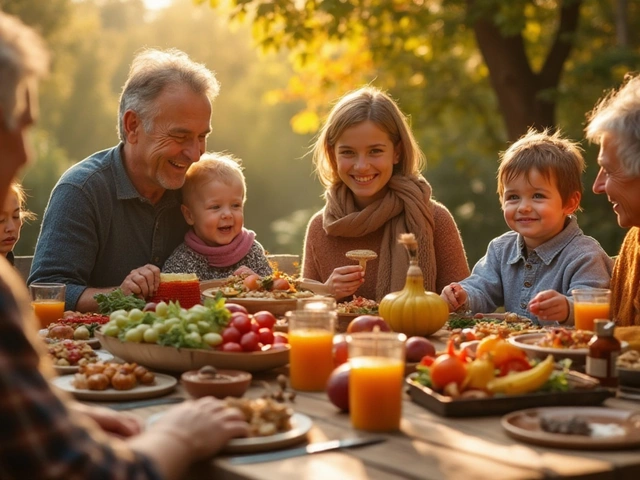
[227,436,386,465]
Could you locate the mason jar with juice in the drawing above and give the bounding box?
[572,288,611,332]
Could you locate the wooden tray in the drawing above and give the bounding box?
[406,370,615,417]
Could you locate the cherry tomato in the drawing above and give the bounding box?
[240,331,260,352]
[253,311,277,330]
[221,342,243,352]
[221,326,241,344]
[231,312,252,334]
[243,274,261,291]
[258,327,274,345]
[272,278,291,291]
[273,332,289,344]
[430,339,467,388]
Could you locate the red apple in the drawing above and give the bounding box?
[333,334,348,367]
[346,315,391,334]
[405,336,436,363]
[326,363,350,412]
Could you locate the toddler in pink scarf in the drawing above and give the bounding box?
[162,152,272,280]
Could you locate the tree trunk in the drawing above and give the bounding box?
[467,0,582,141]
[615,0,629,47]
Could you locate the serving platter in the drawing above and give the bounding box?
[53,349,114,375]
[51,372,177,401]
[201,289,298,316]
[406,371,614,417]
[147,412,312,454]
[502,407,640,450]
[96,332,290,373]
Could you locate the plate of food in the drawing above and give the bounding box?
[148,397,312,453]
[38,314,109,349]
[51,371,177,401]
[502,407,640,450]
[509,329,628,366]
[406,369,614,417]
[96,332,290,373]
[336,296,379,332]
[48,340,114,374]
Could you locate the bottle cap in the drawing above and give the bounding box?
[593,319,615,336]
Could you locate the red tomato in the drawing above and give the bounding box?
[429,340,467,388]
[419,355,435,367]
[498,357,532,376]
[221,326,241,344]
[240,331,260,352]
[221,342,243,352]
[243,274,261,291]
[273,332,289,344]
[231,312,252,334]
[250,320,260,333]
[461,328,477,342]
[258,327,275,345]
[253,311,277,330]
[272,278,291,291]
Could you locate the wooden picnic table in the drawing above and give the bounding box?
[88,330,640,480]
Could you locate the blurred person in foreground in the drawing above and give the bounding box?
[0,12,248,479]
[29,46,218,312]
[586,73,640,326]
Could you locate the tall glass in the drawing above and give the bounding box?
[573,288,611,332]
[286,309,336,391]
[296,296,337,312]
[30,282,66,329]
[347,331,407,432]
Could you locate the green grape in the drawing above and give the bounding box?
[102,324,120,337]
[136,323,151,333]
[203,332,222,347]
[143,328,159,343]
[155,301,169,317]
[153,321,169,334]
[197,321,211,334]
[128,308,144,322]
[124,328,143,343]
[114,315,129,328]
[186,323,200,333]
[110,309,127,321]
[185,331,202,345]
[164,317,180,328]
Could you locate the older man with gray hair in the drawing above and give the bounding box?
[29,47,220,312]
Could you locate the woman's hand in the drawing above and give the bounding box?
[441,282,467,312]
[326,265,364,300]
[528,290,569,323]
[120,264,160,299]
[233,266,255,276]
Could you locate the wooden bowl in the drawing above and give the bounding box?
[181,367,252,399]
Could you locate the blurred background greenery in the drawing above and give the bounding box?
[3,0,639,269]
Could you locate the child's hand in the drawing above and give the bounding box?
[528,290,569,323]
[326,265,364,300]
[441,283,467,312]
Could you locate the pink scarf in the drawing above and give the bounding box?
[184,228,256,268]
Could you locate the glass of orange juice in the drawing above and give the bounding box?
[296,296,337,312]
[29,282,66,329]
[286,309,336,391]
[573,288,611,332]
[347,331,407,432]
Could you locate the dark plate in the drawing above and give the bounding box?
[406,370,615,417]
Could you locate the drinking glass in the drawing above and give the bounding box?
[573,288,611,332]
[347,331,407,432]
[296,296,337,312]
[286,309,336,391]
[30,283,66,328]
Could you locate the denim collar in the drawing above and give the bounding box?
[508,216,581,266]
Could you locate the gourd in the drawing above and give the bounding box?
[378,233,449,337]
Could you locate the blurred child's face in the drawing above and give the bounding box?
[334,120,399,209]
[0,190,22,257]
[501,168,579,250]
[181,178,244,247]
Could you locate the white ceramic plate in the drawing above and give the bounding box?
[502,407,640,450]
[147,411,312,453]
[96,332,290,373]
[40,331,101,349]
[52,350,114,375]
[51,373,177,401]
[508,333,628,365]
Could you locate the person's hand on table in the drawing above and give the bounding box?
[147,396,249,459]
[441,282,468,312]
[70,402,143,438]
[528,289,569,323]
[120,264,160,299]
[233,266,256,276]
[326,265,364,300]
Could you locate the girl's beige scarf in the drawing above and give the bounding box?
[323,174,436,300]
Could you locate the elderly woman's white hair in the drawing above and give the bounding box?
[585,73,640,178]
[0,12,49,130]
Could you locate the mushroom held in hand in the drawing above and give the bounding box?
[345,249,378,273]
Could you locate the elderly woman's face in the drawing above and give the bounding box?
[593,134,640,228]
